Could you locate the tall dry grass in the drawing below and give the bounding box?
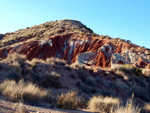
[0,79,47,104]
[142,69,150,76]
[6,53,26,66]
[88,94,141,113]
[46,57,66,68]
[112,98,141,113]
[30,58,45,66]
[6,53,27,75]
[88,96,120,113]
[57,91,84,109]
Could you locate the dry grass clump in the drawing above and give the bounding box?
[143,103,150,112]
[70,62,85,70]
[17,102,29,113]
[88,96,120,113]
[142,69,150,76]
[30,58,45,66]
[57,91,84,109]
[46,57,66,68]
[6,53,26,67]
[6,53,27,75]
[0,79,47,104]
[113,98,141,113]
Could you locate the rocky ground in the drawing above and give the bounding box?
[0,99,93,113]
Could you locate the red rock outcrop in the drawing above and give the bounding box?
[0,33,149,69]
[0,19,149,69]
[134,58,150,69]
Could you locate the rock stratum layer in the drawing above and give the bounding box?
[0,19,150,69]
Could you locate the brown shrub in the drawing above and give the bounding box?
[113,98,141,113]
[142,69,150,76]
[0,79,47,104]
[88,96,120,113]
[143,103,150,112]
[30,58,45,66]
[57,91,84,109]
[6,53,26,67]
[70,62,85,70]
[46,57,66,68]
[6,53,27,75]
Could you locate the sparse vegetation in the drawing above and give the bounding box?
[142,69,150,76]
[39,71,62,88]
[111,64,142,77]
[70,62,85,70]
[6,53,26,67]
[30,58,45,66]
[0,19,149,113]
[113,98,141,113]
[7,71,21,82]
[88,96,120,113]
[76,70,88,81]
[143,103,150,112]
[57,91,84,109]
[69,73,77,79]
[85,77,96,87]
[88,95,141,113]
[0,80,47,104]
[46,57,66,68]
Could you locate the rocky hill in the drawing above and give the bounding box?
[0,19,150,113]
[0,19,150,69]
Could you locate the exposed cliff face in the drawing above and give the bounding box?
[0,19,150,69]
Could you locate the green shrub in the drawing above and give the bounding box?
[76,70,88,81]
[44,24,50,28]
[69,74,76,79]
[64,66,71,71]
[40,72,62,88]
[85,77,96,87]
[7,71,21,82]
[112,64,142,77]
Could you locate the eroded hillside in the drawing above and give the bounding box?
[0,19,150,69]
[0,19,150,113]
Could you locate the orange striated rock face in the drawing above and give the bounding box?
[0,33,149,69]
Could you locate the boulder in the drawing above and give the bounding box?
[77,52,96,66]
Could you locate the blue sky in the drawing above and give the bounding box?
[0,0,150,48]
